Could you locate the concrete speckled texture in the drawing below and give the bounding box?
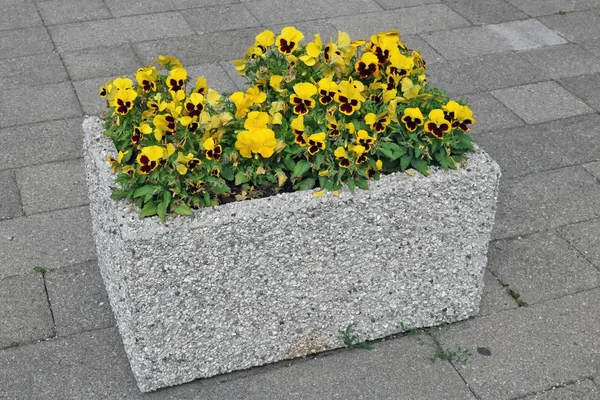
[82,117,500,392]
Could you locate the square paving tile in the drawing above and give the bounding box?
[37,0,112,25]
[538,11,600,43]
[478,269,518,316]
[559,72,600,112]
[0,170,22,221]
[438,288,600,400]
[182,4,261,34]
[460,92,524,135]
[491,81,593,125]
[507,0,600,17]
[493,166,600,239]
[519,43,600,79]
[486,18,567,51]
[0,273,54,349]
[445,0,528,24]
[0,3,42,30]
[487,231,600,305]
[0,53,68,91]
[559,216,600,270]
[0,26,54,60]
[61,43,142,81]
[421,26,512,60]
[16,158,88,215]
[45,261,115,337]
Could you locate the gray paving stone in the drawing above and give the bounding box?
[61,43,142,81]
[473,114,600,178]
[73,76,115,116]
[559,217,600,270]
[460,92,524,135]
[186,63,239,95]
[0,170,22,221]
[200,27,266,63]
[401,34,445,64]
[16,158,88,215]
[0,206,97,279]
[0,3,42,30]
[538,11,600,43]
[0,53,68,91]
[374,0,440,9]
[267,19,340,45]
[221,60,251,90]
[318,0,384,16]
[48,12,195,52]
[519,43,600,79]
[44,261,115,337]
[421,26,513,60]
[579,39,600,58]
[328,4,471,39]
[445,0,528,25]
[103,0,235,17]
[0,82,82,128]
[583,161,600,181]
[183,4,261,34]
[37,0,112,25]
[132,34,215,66]
[507,0,600,17]
[487,19,568,51]
[559,73,600,112]
[200,336,476,400]
[0,26,54,60]
[426,52,545,96]
[493,166,600,239]
[488,231,600,305]
[0,118,83,170]
[491,81,593,125]
[478,269,518,316]
[520,379,600,400]
[0,273,54,349]
[438,288,600,400]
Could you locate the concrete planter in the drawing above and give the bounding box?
[83,116,500,392]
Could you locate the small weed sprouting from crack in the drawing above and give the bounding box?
[501,283,529,307]
[339,325,373,350]
[33,266,53,276]
[400,322,472,366]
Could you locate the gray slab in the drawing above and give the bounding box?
[37,0,112,25]
[559,72,600,112]
[0,273,54,349]
[328,4,471,39]
[488,231,600,305]
[0,206,97,279]
[0,170,22,221]
[520,379,600,399]
[559,217,600,270]
[185,63,239,95]
[445,0,528,25]
[16,158,88,215]
[0,82,82,128]
[103,0,234,17]
[519,43,600,79]
[472,114,600,178]
[460,92,524,135]
[200,27,267,63]
[132,34,215,66]
[374,0,440,9]
[425,52,546,96]
[478,269,519,316]
[61,43,142,81]
[183,4,262,34]
[538,11,600,43]
[579,39,600,58]
[487,18,568,51]
[319,0,384,15]
[44,261,115,337]
[421,26,513,60]
[400,34,445,64]
[73,77,115,116]
[200,336,476,400]
[220,60,251,90]
[0,3,42,30]
[0,52,68,91]
[0,26,54,60]
[583,161,600,181]
[438,288,600,400]
[493,166,600,239]
[48,12,195,52]
[507,0,600,17]
[0,118,83,170]
[491,81,593,125]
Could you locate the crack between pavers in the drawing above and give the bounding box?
[40,272,57,339]
[555,228,600,273]
[509,376,597,400]
[491,214,600,243]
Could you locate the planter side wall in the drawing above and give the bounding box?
[83,117,500,392]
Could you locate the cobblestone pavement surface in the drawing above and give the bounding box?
[1,1,600,399]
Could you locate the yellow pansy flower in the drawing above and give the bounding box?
[425,109,451,139]
[256,29,275,47]
[401,108,425,132]
[289,82,317,115]
[112,89,137,115]
[136,145,164,174]
[276,26,304,55]
[355,51,379,78]
[307,132,326,155]
[356,130,375,151]
[203,137,222,160]
[365,112,390,133]
[167,67,187,93]
[184,93,204,118]
[299,34,322,66]
[317,78,337,105]
[156,55,183,70]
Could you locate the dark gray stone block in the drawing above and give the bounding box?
[37,0,112,25]
[0,53,68,91]
[519,43,600,79]
[559,217,600,270]
[507,0,600,17]
[0,170,22,221]
[182,4,261,34]
[374,0,440,9]
[538,11,600,43]
[559,72,600,112]
[44,261,115,336]
[519,379,600,400]
[61,43,142,81]
[461,92,524,135]
[0,273,54,348]
[0,3,42,30]
[445,0,528,25]
[0,118,83,170]
[0,26,54,60]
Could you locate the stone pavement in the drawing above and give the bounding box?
[1,0,600,398]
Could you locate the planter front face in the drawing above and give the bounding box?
[83,117,500,392]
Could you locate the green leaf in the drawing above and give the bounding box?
[174,202,193,216]
[434,151,453,170]
[411,159,429,176]
[220,165,234,181]
[110,190,130,201]
[235,171,249,185]
[347,179,356,192]
[139,201,158,218]
[378,147,397,160]
[293,177,316,190]
[400,156,412,171]
[284,156,296,172]
[157,201,168,222]
[291,160,311,179]
[315,152,324,169]
[133,185,158,198]
[212,181,231,195]
[355,178,369,190]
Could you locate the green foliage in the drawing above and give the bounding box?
[33,266,53,276]
[339,325,374,350]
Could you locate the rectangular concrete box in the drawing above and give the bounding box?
[82,116,500,392]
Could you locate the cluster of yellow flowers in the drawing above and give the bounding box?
[101,27,475,219]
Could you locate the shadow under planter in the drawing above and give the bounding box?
[82,116,500,392]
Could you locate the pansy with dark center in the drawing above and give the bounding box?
[138,155,157,174]
[307,132,326,155]
[185,93,204,118]
[425,109,451,139]
[401,108,424,132]
[186,181,204,195]
[355,52,379,78]
[167,68,187,92]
